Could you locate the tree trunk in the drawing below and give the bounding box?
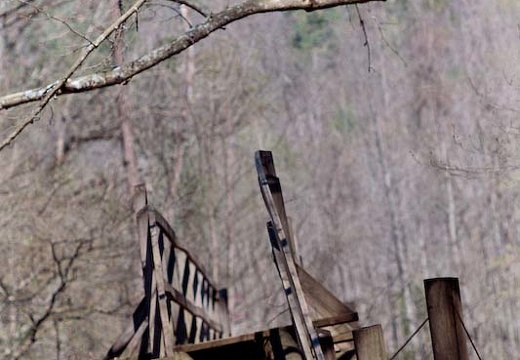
[0,6,19,351]
[374,62,416,347]
[223,131,236,325]
[434,114,462,273]
[112,0,139,196]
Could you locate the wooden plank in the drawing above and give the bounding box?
[149,269,160,355]
[425,278,469,360]
[193,317,202,344]
[186,262,196,304]
[136,209,151,282]
[164,282,223,333]
[171,301,181,341]
[217,289,230,337]
[297,265,357,323]
[185,310,195,344]
[136,209,157,355]
[257,152,293,259]
[267,221,317,359]
[256,150,324,360]
[176,317,354,354]
[193,270,203,308]
[117,352,193,360]
[312,313,358,328]
[175,250,188,296]
[161,234,173,284]
[331,331,353,344]
[150,222,175,355]
[286,216,302,265]
[353,325,387,360]
[174,331,262,352]
[133,183,148,213]
[317,330,336,360]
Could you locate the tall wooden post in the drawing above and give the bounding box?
[353,325,387,360]
[424,277,469,360]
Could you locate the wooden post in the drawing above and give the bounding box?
[424,277,469,360]
[218,288,231,337]
[317,330,336,360]
[353,325,387,360]
[287,217,302,266]
[257,150,325,360]
[133,183,148,213]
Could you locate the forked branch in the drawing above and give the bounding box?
[0,0,384,151]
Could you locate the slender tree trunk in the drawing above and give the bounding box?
[112,0,139,196]
[488,152,517,355]
[178,5,219,284]
[223,132,235,324]
[0,8,19,352]
[374,63,416,347]
[181,6,195,102]
[446,172,458,266]
[55,115,66,166]
[166,5,193,221]
[442,139,461,273]
[373,112,414,340]
[55,98,73,166]
[433,113,462,273]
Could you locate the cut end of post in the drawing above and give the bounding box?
[353,324,387,360]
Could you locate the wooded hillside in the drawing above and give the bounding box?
[1,0,519,358]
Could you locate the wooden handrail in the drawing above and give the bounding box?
[136,206,218,291]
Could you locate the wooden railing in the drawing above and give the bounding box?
[105,185,229,359]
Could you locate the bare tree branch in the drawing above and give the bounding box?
[0,0,149,152]
[0,0,383,151]
[12,240,87,360]
[1,0,69,28]
[355,4,371,71]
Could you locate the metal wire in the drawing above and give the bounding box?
[456,310,483,360]
[389,317,429,360]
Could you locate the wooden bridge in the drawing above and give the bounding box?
[105,150,477,360]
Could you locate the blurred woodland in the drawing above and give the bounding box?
[1,0,520,358]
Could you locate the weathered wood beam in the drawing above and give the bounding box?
[353,324,387,360]
[424,277,469,360]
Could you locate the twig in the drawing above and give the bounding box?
[0,2,26,19]
[0,0,149,152]
[3,0,68,29]
[467,74,520,113]
[17,0,93,44]
[166,0,209,17]
[374,17,407,67]
[13,240,87,360]
[355,4,371,72]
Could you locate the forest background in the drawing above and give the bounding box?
[1,0,519,358]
